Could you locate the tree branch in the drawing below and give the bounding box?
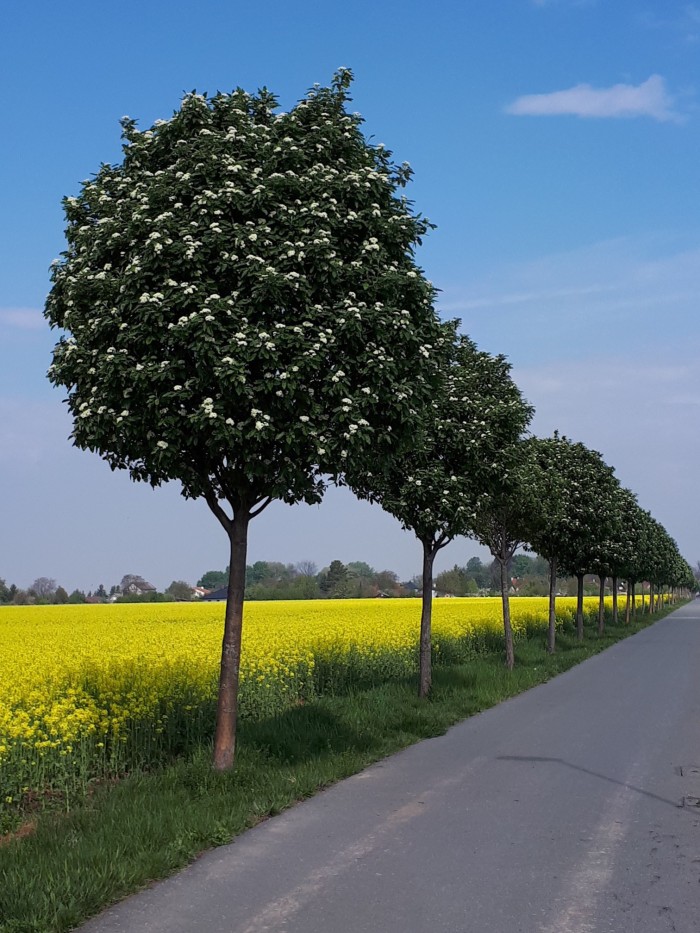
[249,496,274,519]
[204,489,233,535]
[434,531,452,552]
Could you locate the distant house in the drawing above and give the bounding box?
[192,586,210,599]
[201,586,228,602]
[120,574,157,597]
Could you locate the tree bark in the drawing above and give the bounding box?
[597,574,606,636]
[213,508,250,771]
[576,572,585,642]
[419,539,436,698]
[548,557,557,654]
[500,557,515,670]
[611,575,619,625]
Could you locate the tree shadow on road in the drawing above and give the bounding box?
[496,755,682,810]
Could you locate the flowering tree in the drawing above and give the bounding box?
[44,70,447,769]
[526,434,622,653]
[552,446,624,639]
[469,440,538,669]
[347,334,532,693]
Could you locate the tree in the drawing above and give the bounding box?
[465,556,490,589]
[197,569,228,590]
[0,579,10,603]
[526,435,621,652]
[95,583,108,599]
[165,580,193,601]
[30,577,57,599]
[54,586,69,604]
[319,560,350,598]
[471,442,538,669]
[547,443,624,641]
[68,589,87,603]
[45,70,446,770]
[295,560,318,578]
[348,334,532,692]
[435,565,472,596]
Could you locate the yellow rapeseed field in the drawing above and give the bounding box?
[0,596,612,827]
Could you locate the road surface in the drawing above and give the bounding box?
[80,604,700,932]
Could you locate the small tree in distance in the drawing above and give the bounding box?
[470,441,538,670]
[45,70,447,770]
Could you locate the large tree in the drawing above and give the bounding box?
[45,70,447,769]
[348,334,532,692]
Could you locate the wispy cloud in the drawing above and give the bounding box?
[506,75,682,122]
[0,307,44,330]
[639,5,700,44]
[532,0,596,7]
[438,233,700,366]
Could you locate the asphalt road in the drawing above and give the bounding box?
[79,604,700,933]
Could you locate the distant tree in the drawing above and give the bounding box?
[30,577,57,599]
[320,560,350,598]
[347,561,375,581]
[295,561,318,578]
[165,580,193,601]
[54,586,69,604]
[526,435,621,652]
[95,583,108,599]
[68,589,87,604]
[471,443,538,670]
[547,442,624,640]
[0,579,10,603]
[374,569,401,595]
[197,569,228,590]
[465,556,491,590]
[435,565,471,596]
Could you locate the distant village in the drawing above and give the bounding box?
[0,555,642,606]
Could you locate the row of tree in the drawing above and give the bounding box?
[44,70,693,772]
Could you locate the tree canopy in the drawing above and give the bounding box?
[44,70,447,768]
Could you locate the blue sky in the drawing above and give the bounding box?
[1,0,699,591]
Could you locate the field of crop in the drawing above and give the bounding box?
[0,596,623,830]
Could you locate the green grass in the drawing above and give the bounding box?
[0,606,681,933]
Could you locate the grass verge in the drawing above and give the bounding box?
[0,606,683,933]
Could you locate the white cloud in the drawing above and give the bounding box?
[0,307,44,330]
[506,75,682,122]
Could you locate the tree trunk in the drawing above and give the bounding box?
[625,580,631,625]
[612,575,619,625]
[419,539,435,698]
[576,572,585,642]
[548,557,557,654]
[597,574,606,636]
[632,581,637,618]
[213,509,250,771]
[649,582,654,615]
[499,557,515,670]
